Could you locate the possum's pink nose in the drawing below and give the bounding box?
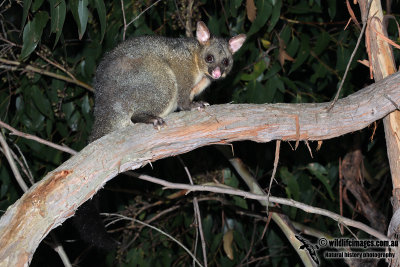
[212,67,221,79]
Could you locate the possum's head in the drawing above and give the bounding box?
[195,21,246,80]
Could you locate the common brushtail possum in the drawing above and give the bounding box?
[90,21,246,140]
[75,21,245,250]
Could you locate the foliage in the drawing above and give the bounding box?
[0,0,397,266]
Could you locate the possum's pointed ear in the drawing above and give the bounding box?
[229,34,246,54]
[196,21,210,45]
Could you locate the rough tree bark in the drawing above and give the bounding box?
[358,1,400,266]
[0,71,400,266]
[359,0,399,186]
[359,0,400,234]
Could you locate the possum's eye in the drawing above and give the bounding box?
[222,58,229,67]
[205,54,214,63]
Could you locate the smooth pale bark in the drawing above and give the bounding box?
[0,71,400,266]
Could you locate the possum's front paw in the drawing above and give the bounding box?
[150,116,166,130]
[189,101,210,111]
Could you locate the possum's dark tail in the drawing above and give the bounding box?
[73,196,117,251]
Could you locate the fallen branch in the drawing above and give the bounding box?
[0,71,399,265]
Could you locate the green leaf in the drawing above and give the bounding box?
[49,77,64,102]
[328,0,336,19]
[62,102,74,119]
[239,60,266,81]
[280,76,297,92]
[286,36,299,57]
[31,111,46,131]
[313,30,330,56]
[220,257,235,266]
[81,94,90,115]
[307,163,335,200]
[289,35,310,73]
[224,170,239,187]
[310,62,328,83]
[207,16,220,36]
[32,0,45,12]
[20,11,49,60]
[31,86,53,119]
[288,2,322,14]
[247,0,272,36]
[70,0,89,40]
[80,42,101,77]
[68,111,80,131]
[93,0,106,42]
[246,80,270,103]
[15,96,24,112]
[267,0,282,32]
[233,196,248,209]
[210,232,223,252]
[21,0,32,28]
[202,215,213,242]
[264,62,281,80]
[49,0,66,47]
[336,41,351,72]
[267,229,285,267]
[233,228,246,250]
[46,120,53,137]
[280,167,300,200]
[229,0,242,17]
[265,76,280,102]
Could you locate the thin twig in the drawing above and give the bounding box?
[192,198,205,267]
[0,120,77,155]
[35,51,75,80]
[193,217,199,267]
[0,37,76,80]
[304,140,313,158]
[178,156,207,267]
[131,173,388,241]
[120,0,127,41]
[0,131,72,267]
[50,233,72,267]
[267,140,281,210]
[104,205,180,229]
[0,133,28,191]
[0,58,93,91]
[215,157,316,266]
[240,220,257,265]
[328,1,371,110]
[126,0,162,30]
[103,213,204,267]
[13,144,34,183]
[173,0,185,30]
[185,0,194,37]
[0,146,32,184]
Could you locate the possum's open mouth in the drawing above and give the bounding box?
[211,67,221,79]
[207,66,223,80]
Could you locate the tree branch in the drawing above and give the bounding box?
[0,120,77,155]
[0,71,399,265]
[133,173,387,241]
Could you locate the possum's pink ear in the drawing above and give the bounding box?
[229,34,246,54]
[196,21,210,45]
